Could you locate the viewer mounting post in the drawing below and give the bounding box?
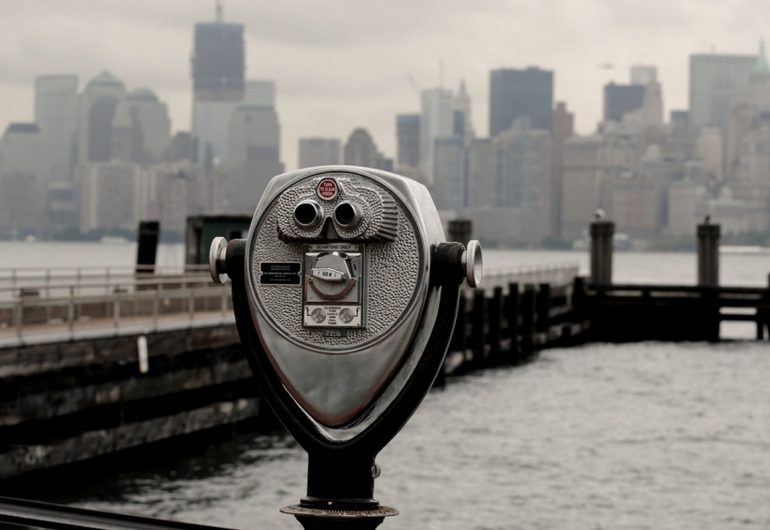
[209,165,483,528]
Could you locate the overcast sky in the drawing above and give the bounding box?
[1,1,766,169]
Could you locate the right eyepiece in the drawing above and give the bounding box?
[333,201,361,228]
[294,200,323,228]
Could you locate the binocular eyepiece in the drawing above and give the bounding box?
[210,165,481,527]
[291,199,363,232]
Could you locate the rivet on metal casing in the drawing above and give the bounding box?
[209,236,229,284]
[461,240,483,288]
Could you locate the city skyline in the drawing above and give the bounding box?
[2,1,769,169]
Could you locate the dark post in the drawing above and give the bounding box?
[589,218,614,286]
[136,220,160,275]
[703,287,720,342]
[697,220,720,287]
[759,274,770,340]
[471,289,486,368]
[488,287,503,366]
[571,276,586,321]
[447,219,472,246]
[506,283,520,362]
[536,283,551,334]
[451,295,468,364]
[521,285,536,357]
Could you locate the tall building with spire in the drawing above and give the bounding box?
[191,2,245,171]
[453,79,474,141]
[748,39,770,110]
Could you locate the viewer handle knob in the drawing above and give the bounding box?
[461,240,483,288]
[209,236,229,284]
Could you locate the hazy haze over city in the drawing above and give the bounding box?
[1,0,767,168]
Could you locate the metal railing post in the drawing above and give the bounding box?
[68,286,75,338]
[15,297,23,342]
[113,294,120,334]
[153,286,160,331]
[189,287,195,323]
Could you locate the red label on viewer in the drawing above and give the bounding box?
[317,178,338,200]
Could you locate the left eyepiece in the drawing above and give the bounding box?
[294,200,323,228]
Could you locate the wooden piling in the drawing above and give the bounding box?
[536,283,551,333]
[471,290,486,368]
[590,220,614,286]
[759,274,770,340]
[506,283,520,363]
[488,287,503,366]
[450,295,467,361]
[136,220,160,276]
[697,222,720,287]
[521,285,536,357]
[571,276,586,322]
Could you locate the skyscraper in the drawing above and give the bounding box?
[78,71,126,163]
[35,75,78,183]
[689,53,755,133]
[344,128,379,168]
[630,65,657,85]
[432,136,466,212]
[35,75,79,233]
[603,83,646,122]
[395,114,420,168]
[226,103,283,212]
[551,101,575,237]
[78,161,143,232]
[489,67,553,137]
[191,2,244,102]
[0,123,44,236]
[419,88,454,184]
[298,138,340,168]
[453,79,474,141]
[191,3,245,170]
[466,138,497,209]
[496,125,553,240]
[111,88,171,163]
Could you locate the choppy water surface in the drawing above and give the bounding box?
[57,342,770,529]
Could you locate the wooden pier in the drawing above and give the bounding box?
[584,281,770,342]
[0,218,767,479]
[0,261,579,479]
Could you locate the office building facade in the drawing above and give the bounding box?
[489,67,553,136]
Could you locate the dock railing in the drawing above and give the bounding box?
[0,274,233,347]
[0,265,210,301]
[478,262,579,292]
[0,262,581,347]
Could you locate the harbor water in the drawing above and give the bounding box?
[3,242,770,529]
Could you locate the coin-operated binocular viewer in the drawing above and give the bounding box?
[210,166,482,529]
